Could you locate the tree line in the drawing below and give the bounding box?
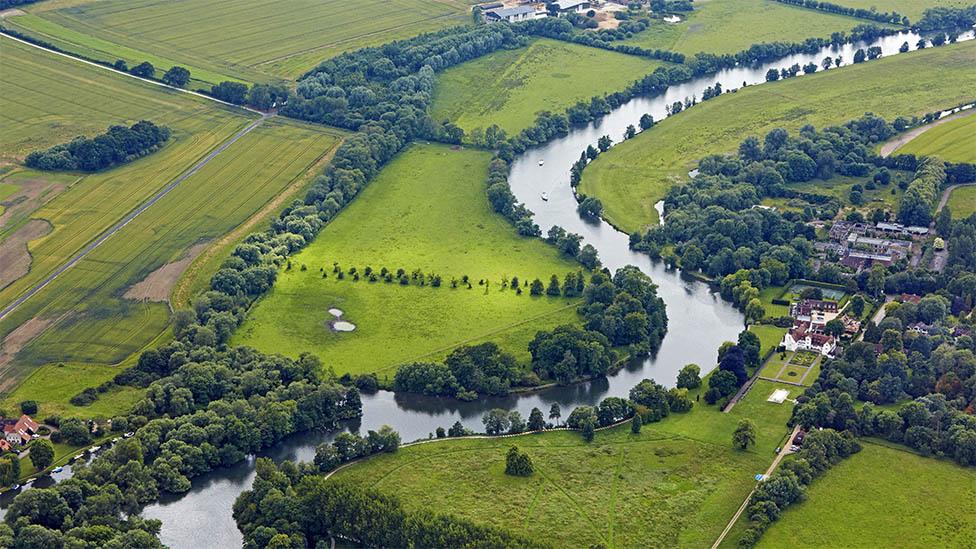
[773,0,907,25]
[897,157,945,226]
[25,120,170,172]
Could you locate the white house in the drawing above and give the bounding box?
[484,5,538,22]
[782,322,836,357]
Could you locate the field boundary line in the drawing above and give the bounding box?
[0,32,262,114]
[0,115,270,325]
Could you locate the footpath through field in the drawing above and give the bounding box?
[879,107,974,158]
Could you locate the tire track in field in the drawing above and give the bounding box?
[0,114,270,328]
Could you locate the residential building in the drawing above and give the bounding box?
[840,250,893,269]
[782,322,836,356]
[2,414,38,446]
[790,299,838,322]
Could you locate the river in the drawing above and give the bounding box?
[3,29,970,548]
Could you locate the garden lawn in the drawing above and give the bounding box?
[623,0,871,56]
[430,38,665,136]
[1,362,143,420]
[895,111,976,163]
[946,185,976,219]
[579,41,976,232]
[6,0,473,84]
[234,144,582,376]
[334,382,794,549]
[749,324,787,357]
[0,117,342,392]
[757,286,788,318]
[757,442,976,548]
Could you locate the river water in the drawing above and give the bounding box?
[3,29,969,547]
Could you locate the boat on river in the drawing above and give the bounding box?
[541,192,549,201]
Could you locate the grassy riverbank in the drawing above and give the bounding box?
[233,143,582,376]
[579,41,976,232]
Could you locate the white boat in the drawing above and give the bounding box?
[53,467,64,473]
[538,159,544,166]
[541,192,549,201]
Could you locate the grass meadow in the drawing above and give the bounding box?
[6,0,473,84]
[234,144,582,376]
[623,0,871,56]
[756,442,976,548]
[333,375,798,548]
[895,111,976,163]
[760,171,911,214]
[0,116,341,393]
[430,38,665,136]
[579,41,976,232]
[1,362,143,420]
[946,185,976,219]
[826,0,973,20]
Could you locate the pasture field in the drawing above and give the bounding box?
[1,362,142,420]
[756,442,976,548]
[894,111,976,163]
[0,117,342,392]
[5,0,474,84]
[233,144,582,376]
[946,185,976,219]
[623,0,870,56]
[333,376,796,548]
[826,0,972,20]
[579,41,976,232]
[430,38,665,136]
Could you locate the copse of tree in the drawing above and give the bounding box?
[162,65,190,87]
[313,426,400,473]
[676,364,701,389]
[25,120,170,172]
[913,5,976,32]
[210,80,249,104]
[129,61,155,78]
[505,446,534,476]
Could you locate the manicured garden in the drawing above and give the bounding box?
[234,144,583,375]
[579,41,976,232]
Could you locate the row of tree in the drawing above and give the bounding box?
[897,157,945,226]
[25,120,170,172]
[773,0,907,25]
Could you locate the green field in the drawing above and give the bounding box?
[334,377,797,548]
[760,171,910,213]
[6,0,473,84]
[234,144,582,376]
[946,185,976,219]
[757,442,976,548]
[749,324,787,356]
[430,38,665,137]
[826,0,972,20]
[579,41,976,232]
[1,362,142,420]
[623,0,871,56]
[758,351,819,386]
[0,116,341,392]
[895,111,976,163]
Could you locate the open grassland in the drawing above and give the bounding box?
[580,41,976,232]
[430,38,665,136]
[757,442,976,548]
[826,0,972,20]
[234,144,581,376]
[6,0,473,84]
[623,0,870,56]
[760,171,910,213]
[895,111,976,163]
[946,185,976,219]
[0,117,342,391]
[333,377,796,547]
[1,362,142,420]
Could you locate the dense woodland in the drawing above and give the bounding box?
[25,120,170,172]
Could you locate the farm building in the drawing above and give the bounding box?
[2,414,38,446]
[553,0,592,14]
[484,5,539,22]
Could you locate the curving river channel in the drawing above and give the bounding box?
[3,29,970,547]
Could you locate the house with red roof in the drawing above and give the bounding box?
[2,414,39,446]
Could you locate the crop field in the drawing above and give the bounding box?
[5,0,474,84]
[430,38,666,136]
[333,376,796,548]
[622,0,870,56]
[0,117,342,392]
[233,144,582,376]
[946,186,976,219]
[894,111,976,163]
[757,443,976,547]
[579,41,976,232]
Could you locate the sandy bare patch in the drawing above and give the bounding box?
[0,219,52,290]
[124,242,211,302]
[0,8,26,18]
[0,316,54,390]
[0,177,67,230]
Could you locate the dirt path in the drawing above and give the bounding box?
[0,220,52,290]
[0,115,269,324]
[711,425,801,549]
[936,183,975,216]
[879,108,974,158]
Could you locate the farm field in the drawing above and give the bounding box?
[894,111,976,163]
[233,144,582,376]
[1,362,143,420]
[333,376,797,548]
[946,185,976,219]
[622,0,871,56]
[579,41,976,232]
[826,0,972,20]
[757,442,976,548]
[0,117,342,392]
[5,0,474,85]
[430,38,666,137]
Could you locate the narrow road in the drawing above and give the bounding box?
[0,114,270,324]
[936,183,975,216]
[711,425,801,549]
[0,32,262,114]
[879,107,974,158]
